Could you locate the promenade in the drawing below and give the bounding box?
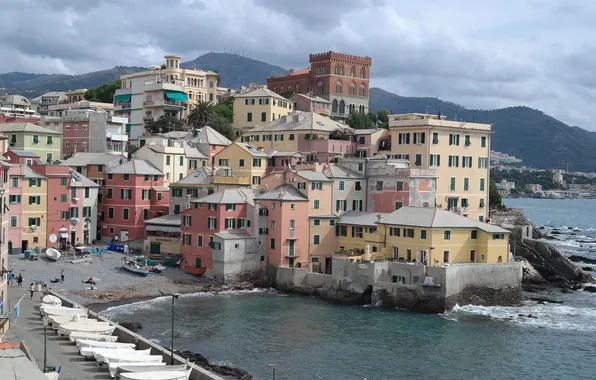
[5,285,112,380]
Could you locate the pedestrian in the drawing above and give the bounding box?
[60,269,65,282]
[17,273,23,287]
[7,270,12,285]
[29,283,34,299]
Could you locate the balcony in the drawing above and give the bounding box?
[114,103,132,111]
[378,139,391,151]
[284,248,302,258]
[145,99,187,109]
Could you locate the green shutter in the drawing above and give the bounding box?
[464,178,469,191]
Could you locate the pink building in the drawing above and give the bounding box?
[3,149,39,165]
[255,184,309,268]
[290,93,331,115]
[265,150,305,172]
[102,159,169,241]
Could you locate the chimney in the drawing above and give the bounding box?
[377,214,384,223]
[289,69,294,75]
[281,116,287,124]
[258,147,264,152]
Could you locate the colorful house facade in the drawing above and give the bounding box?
[0,122,62,162]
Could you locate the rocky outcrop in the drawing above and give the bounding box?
[445,286,524,309]
[568,255,596,265]
[120,322,142,332]
[177,350,252,379]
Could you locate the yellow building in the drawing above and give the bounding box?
[144,214,180,259]
[22,166,48,250]
[388,113,492,221]
[213,142,268,186]
[0,122,62,162]
[232,87,292,133]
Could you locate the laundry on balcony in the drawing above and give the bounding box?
[70,217,81,225]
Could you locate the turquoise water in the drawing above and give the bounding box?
[104,199,596,380]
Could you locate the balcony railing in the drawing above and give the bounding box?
[283,248,302,258]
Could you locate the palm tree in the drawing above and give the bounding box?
[188,101,215,129]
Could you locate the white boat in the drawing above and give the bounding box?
[58,321,115,336]
[119,369,192,380]
[49,315,92,329]
[93,348,150,363]
[43,366,61,380]
[122,259,150,277]
[80,346,138,360]
[45,247,62,261]
[41,306,88,318]
[116,364,186,378]
[76,339,134,350]
[70,332,118,343]
[109,362,167,378]
[41,295,62,306]
[103,354,164,364]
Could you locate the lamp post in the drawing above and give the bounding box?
[170,293,180,365]
[42,316,48,372]
[269,363,276,380]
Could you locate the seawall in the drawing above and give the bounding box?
[49,290,226,380]
[269,259,523,313]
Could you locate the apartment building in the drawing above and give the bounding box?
[133,136,191,185]
[46,100,113,118]
[61,152,127,183]
[290,93,331,116]
[160,126,233,169]
[115,55,219,139]
[36,91,67,115]
[169,167,215,215]
[387,113,492,221]
[0,95,38,120]
[0,123,62,162]
[213,143,268,186]
[0,160,7,329]
[102,159,169,241]
[232,87,292,133]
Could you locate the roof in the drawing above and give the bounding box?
[163,126,232,146]
[195,189,257,205]
[9,150,39,158]
[173,169,213,187]
[323,165,365,179]
[381,207,511,233]
[108,159,163,175]
[234,143,268,157]
[183,141,208,159]
[296,170,332,182]
[0,122,61,135]
[234,87,287,101]
[0,348,50,380]
[289,67,310,76]
[144,213,181,226]
[353,128,384,135]
[0,95,30,106]
[338,211,390,227]
[291,93,331,104]
[255,184,308,201]
[61,152,126,167]
[214,230,254,240]
[247,111,353,134]
[264,149,305,158]
[309,214,339,219]
[69,169,100,187]
[41,91,67,97]
[22,165,45,179]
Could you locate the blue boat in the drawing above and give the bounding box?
[122,258,149,277]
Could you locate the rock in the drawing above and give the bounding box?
[120,322,142,332]
[583,286,596,293]
[520,259,546,284]
[177,350,252,379]
[582,267,593,272]
[527,314,538,318]
[569,255,596,265]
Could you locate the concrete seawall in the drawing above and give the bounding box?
[270,259,523,313]
[49,290,225,380]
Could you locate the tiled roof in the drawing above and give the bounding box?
[69,169,100,187]
[22,165,45,179]
[144,213,181,226]
[235,143,268,157]
[247,111,353,133]
[353,128,383,135]
[214,230,253,240]
[9,150,39,158]
[183,142,208,159]
[0,122,61,135]
[61,152,126,166]
[190,126,233,146]
[323,165,365,179]
[338,211,390,227]
[171,167,213,186]
[195,189,257,205]
[233,87,287,101]
[381,207,510,233]
[296,170,332,182]
[108,159,163,175]
[291,93,330,103]
[255,184,308,201]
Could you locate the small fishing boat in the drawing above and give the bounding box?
[45,247,61,261]
[41,295,62,306]
[41,306,88,318]
[81,347,138,360]
[75,340,134,350]
[48,315,91,329]
[58,321,115,336]
[103,354,163,364]
[70,332,118,343]
[116,364,186,379]
[43,366,62,380]
[109,362,167,378]
[93,348,150,363]
[119,369,192,380]
[122,258,150,277]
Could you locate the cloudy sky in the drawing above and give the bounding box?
[1,0,595,129]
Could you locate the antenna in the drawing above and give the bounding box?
[425,106,430,114]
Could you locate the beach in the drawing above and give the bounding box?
[6,251,213,307]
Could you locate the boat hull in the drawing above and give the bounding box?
[46,248,62,261]
[122,263,149,277]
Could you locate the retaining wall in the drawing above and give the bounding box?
[49,291,225,380]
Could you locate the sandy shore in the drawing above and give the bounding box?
[7,251,214,306]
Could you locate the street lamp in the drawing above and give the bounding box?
[42,316,48,372]
[269,363,276,380]
[170,293,180,365]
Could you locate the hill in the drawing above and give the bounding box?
[181,52,287,88]
[369,88,596,172]
[0,66,146,98]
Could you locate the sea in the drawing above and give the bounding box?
[103,199,596,380]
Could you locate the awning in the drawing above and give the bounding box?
[114,94,131,102]
[152,186,170,191]
[165,91,188,103]
[60,233,68,238]
[146,225,180,233]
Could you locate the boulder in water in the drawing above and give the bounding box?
[583,286,596,293]
[582,267,593,272]
[569,255,596,265]
[120,322,142,332]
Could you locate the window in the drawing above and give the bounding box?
[174,205,181,214]
[270,221,276,229]
[336,200,347,212]
[238,159,245,167]
[98,165,104,173]
[70,187,76,198]
[414,154,422,166]
[421,230,427,240]
[462,156,473,168]
[289,134,295,140]
[465,135,471,147]
[32,135,39,144]
[183,215,192,227]
[335,81,342,94]
[432,132,439,144]
[398,133,410,144]
[84,187,89,198]
[166,155,171,166]
[430,154,440,167]
[389,227,400,237]
[261,112,267,122]
[394,201,403,211]
[247,112,253,122]
[330,220,336,226]
[461,198,469,208]
[11,177,18,187]
[480,178,486,192]
[208,217,217,229]
[47,153,53,162]
[65,142,70,147]
[480,198,486,208]
[252,176,261,185]
[208,203,217,210]
[444,230,451,240]
[225,218,236,229]
[493,233,505,240]
[298,182,306,190]
[290,203,296,210]
[450,177,456,191]
[289,219,295,230]
[471,230,478,240]
[449,134,460,146]
[179,156,184,166]
[9,195,21,204]
[478,157,488,168]
[392,276,406,284]
[10,216,17,227]
[464,177,470,191]
[448,155,459,168]
[108,207,114,219]
[311,182,323,190]
[313,219,321,226]
[197,235,203,247]
[404,228,415,238]
[443,251,450,263]
[479,216,484,222]
[183,234,192,246]
[413,132,425,144]
[106,188,113,199]
[28,196,41,205]
[121,189,132,200]
[349,84,355,96]
[376,181,383,191]
[339,181,345,191]
[481,136,487,148]
[61,194,67,202]
[314,235,320,245]
[314,199,320,209]
[351,226,363,238]
[107,174,113,180]
[123,208,129,220]
[143,208,149,220]
[61,178,67,186]
[355,181,361,191]
[352,200,363,211]
[252,158,262,167]
[270,238,276,249]
[123,174,130,180]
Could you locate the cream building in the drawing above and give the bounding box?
[114,55,220,139]
[387,113,491,221]
[133,136,190,185]
[232,87,293,134]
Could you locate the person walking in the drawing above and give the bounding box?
[29,283,34,299]
[7,270,12,285]
[17,273,23,287]
[60,269,65,282]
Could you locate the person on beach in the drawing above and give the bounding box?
[60,269,65,282]
[29,283,34,299]
[17,273,23,287]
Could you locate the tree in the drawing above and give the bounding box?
[280,90,295,99]
[145,115,186,134]
[127,144,140,157]
[188,101,216,129]
[345,111,374,129]
[209,116,235,141]
[489,179,502,208]
[84,80,121,103]
[329,129,352,141]
[376,107,389,128]
[213,103,233,123]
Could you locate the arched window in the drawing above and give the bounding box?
[340,66,344,75]
[349,84,355,96]
[361,68,366,79]
[359,85,365,96]
[317,82,323,94]
[296,84,300,93]
[335,81,342,94]
[351,67,356,77]
[349,104,355,113]
[332,99,338,113]
[359,105,365,113]
[308,83,311,92]
[339,100,346,114]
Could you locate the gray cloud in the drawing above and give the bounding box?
[0,0,595,130]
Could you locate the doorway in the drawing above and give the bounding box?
[21,240,28,251]
[288,257,295,268]
[7,241,12,255]
[70,232,76,246]
[470,250,476,263]
[324,257,332,274]
[120,230,129,242]
[150,243,161,256]
[195,258,202,268]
